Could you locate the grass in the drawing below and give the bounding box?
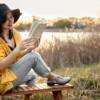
[38,33,100,68]
[53,64,100,100]
[32,64,100,100]
[1,64,100,100]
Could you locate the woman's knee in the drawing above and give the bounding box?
[31,51,41,59]
[23,51,41,61]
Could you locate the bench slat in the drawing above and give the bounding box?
[1,83,73,96]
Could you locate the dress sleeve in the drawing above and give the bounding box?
[0,44,6,61]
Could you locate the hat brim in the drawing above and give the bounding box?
[11,9,22,23]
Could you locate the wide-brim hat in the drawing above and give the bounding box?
[11,9,22,23]
[0,4,22,23]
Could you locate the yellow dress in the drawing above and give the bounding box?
[0,29,22,94]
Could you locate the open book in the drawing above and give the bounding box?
[29,19,47,40]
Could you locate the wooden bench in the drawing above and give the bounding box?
[0,83,74,100]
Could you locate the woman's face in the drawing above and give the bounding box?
[2,11,14,30]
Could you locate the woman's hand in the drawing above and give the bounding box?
[15,38,40,55]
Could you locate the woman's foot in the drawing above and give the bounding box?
[47,74,71,86]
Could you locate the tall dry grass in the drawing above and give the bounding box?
[38,33,100,68]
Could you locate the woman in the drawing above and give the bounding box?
[0,3,71,94]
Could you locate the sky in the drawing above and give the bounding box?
[0,0,100,19]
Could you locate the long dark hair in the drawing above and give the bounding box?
[0,10,13,39]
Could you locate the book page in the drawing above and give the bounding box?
[29,19,47,40]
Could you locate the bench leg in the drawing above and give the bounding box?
[24,94,31,100]
[52,91,63,100]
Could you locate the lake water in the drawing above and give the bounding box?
[20,31,93,40]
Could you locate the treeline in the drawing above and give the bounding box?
[15,16,100,32]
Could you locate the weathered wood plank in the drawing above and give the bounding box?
[0,83,74,96]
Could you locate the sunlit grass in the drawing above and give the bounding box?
[30,64,100,100]
[33,64,100,100]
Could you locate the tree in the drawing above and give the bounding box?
[53,19,72,28]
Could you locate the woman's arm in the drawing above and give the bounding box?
[0,48,20,72]
[0,38,39,72]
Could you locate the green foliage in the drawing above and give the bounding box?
[53,19,72,28]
